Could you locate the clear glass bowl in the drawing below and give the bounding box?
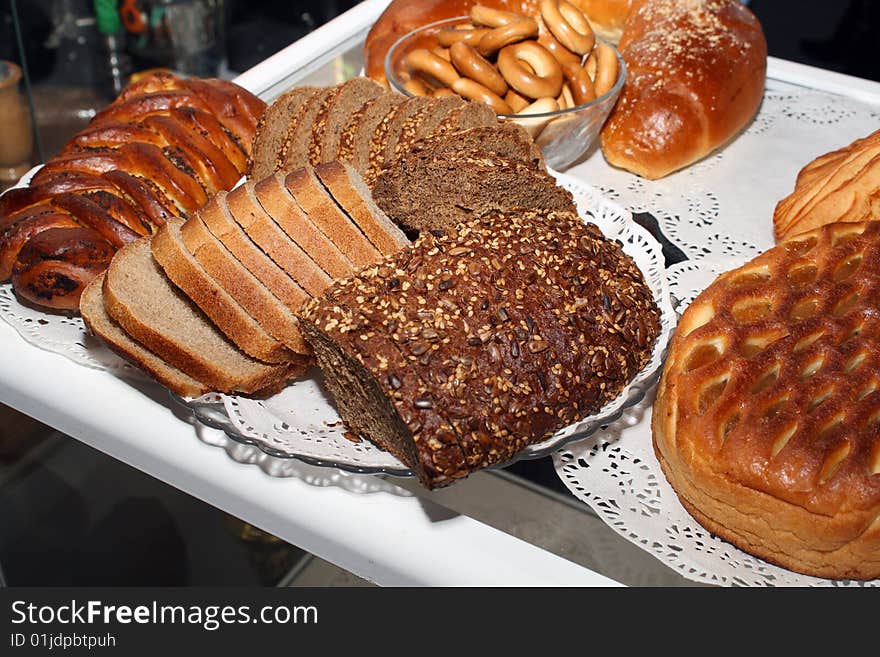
[384,16,627,170]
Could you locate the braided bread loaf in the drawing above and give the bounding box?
[0,71,264,311]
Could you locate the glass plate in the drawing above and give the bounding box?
[179,171,676,477]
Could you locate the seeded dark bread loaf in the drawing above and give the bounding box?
[300,210,661,488]
[373,148,576,234]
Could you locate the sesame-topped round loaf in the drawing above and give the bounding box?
[653,221,880,579]
[300,209,661,488]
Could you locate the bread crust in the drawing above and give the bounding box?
[180,215,311,355]
[653,222,880,579]
[151,220,294,363]
[197,193,309,311]
[226,182,335,296]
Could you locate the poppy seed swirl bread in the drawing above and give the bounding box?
[653,222,880,579]
[300,209,661,488]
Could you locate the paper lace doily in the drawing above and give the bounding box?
[554,81,880,587]
[203,172,675,474]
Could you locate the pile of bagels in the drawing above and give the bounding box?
[397,2,620,117]
[367,0,768,179]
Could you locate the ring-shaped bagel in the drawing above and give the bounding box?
[476,18,539,57]
[593,42,620,96]
[497,41,563,99]
[437,26,490,47]
[562,61,596,105]
[469,5,523,27]
[403,48,461,88]
[450,42,509,97]
[537,16,582,66]
[451,77,513,114]
[540,0,595,55]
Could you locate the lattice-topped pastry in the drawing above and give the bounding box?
[653,221,880,580]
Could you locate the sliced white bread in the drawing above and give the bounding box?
[225,182,334,296]
[103,237,302,394]
[251,173,352,280]
[314,161,410,256]
[197,193,310,311]
[284,166,381,268]
[80,273,210,398]
[151,219,293,363]
[180,215,311,356]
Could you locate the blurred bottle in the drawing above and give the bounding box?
[122,0,225,77]
[0,61,34,184]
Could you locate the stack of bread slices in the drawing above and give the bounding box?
[248,78,499,187]
[80,162,409,397]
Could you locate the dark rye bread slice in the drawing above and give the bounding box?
[389,95,465,163]
[337,93,404,174]
[416,123,545,170]
[249,86,320,180]
[103,237,301,395]
[284,167,381,268]
[276,87,335,173]
[226,181,334,296]
[300,210,662,487]
[432,100,498,137]
[180,214,311,356]
[251,173,351,281]
[198,193,309,311]
[373,151,577,233]
[363,96,433,187]
[313,161,409,256]
[308,78,384,166]
[80,273,209,398]
[151,219,294,363]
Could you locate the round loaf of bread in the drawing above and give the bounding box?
[653,222,880,580]
[601,0,767,179]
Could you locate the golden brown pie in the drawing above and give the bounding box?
[653,221,880,580]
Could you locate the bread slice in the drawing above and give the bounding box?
[314,161,409,256]
[284,167,382,268]
[434,100,498,135]
[198,192,309,311]
[249,86,319,180]
[80,273,210,398]
[373,150,577,233]
[103,237,302,394]
[225,182,334,296]
[337,93,405,174]
[390,96,464,163]
[308,78,384,166]
[250,173,352,281]
[364,96,433,186]
[417,123,545,170]
[276,87,335,173]
[180,214,311,355]
[151,219,293,363]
